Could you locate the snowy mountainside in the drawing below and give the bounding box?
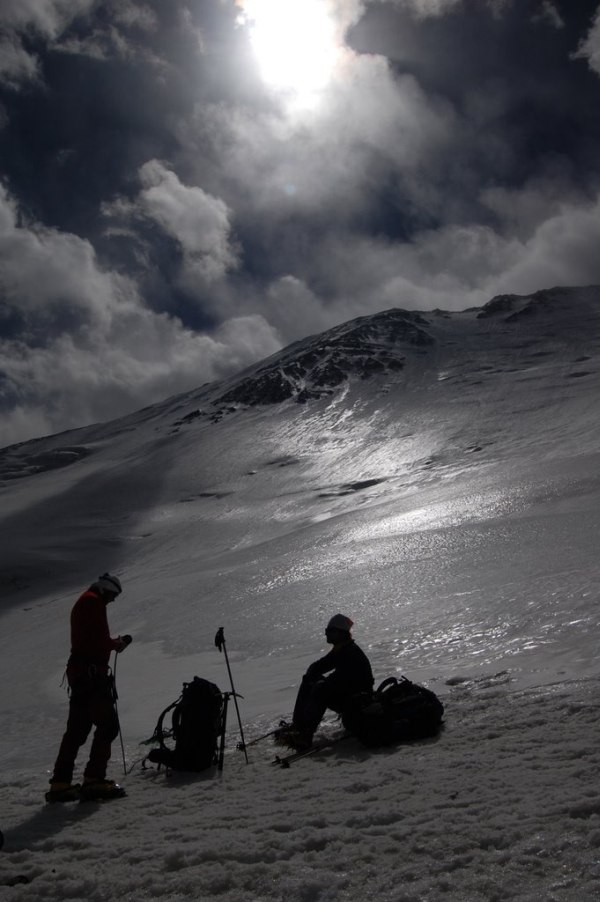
[2,284,600,898]
[0,284,599,716]
[1,284,599,607]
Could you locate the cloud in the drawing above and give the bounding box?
[384,0,463,17]
[0,184,280,447]
[576,6,600,75]
[488,193,600,295]
[138,161,239,285]
[0,35,40,88]
[113,2,159,31]
[480,162,589,238]
[102,160,240,304]
[532,2,564,30]
[0,184,127,328]
[0,0,163,89]
[263,190,600,326]
[53,2,163,64]
[168,4,600,335]
[359,0,515,18]
[260,276,334,342]
[54,29,139,62]
[0,0,89,33]
[180,50,455,240]
[0,0,95,87]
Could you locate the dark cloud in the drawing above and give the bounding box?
[349,1,600,189]
[1,0,600,445]
[576,4,600,72]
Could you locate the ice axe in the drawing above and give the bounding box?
[215,627,249,764]
[111,637,132,776]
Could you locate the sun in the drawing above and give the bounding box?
[238,0,340,103]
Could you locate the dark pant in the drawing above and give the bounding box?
[51,678,120,783]
[292,676,349,736]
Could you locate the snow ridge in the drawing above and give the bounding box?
[173,284,600,427]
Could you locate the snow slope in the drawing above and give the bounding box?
[1,286,600,900]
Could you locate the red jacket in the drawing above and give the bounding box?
[67,588,120,680]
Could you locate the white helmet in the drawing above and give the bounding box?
[97,573,122,596]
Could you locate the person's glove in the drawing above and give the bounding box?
[115,634,133,652]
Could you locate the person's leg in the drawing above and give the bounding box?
[51,697,93,784]
[292,678,331,737]
[83,690,120,782]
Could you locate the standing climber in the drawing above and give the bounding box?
[46,573,132,802]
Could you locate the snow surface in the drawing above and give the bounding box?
[2,287,600,900]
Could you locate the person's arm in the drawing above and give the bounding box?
[304,649,336,679]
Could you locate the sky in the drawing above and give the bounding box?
[1,0,600,446]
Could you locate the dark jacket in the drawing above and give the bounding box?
[66,588,120,683]
[305,639,374,695]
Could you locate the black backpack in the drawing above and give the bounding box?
[342,676,444,748]
[146,677,224,772]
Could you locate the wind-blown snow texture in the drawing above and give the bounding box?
[2,286,600,900]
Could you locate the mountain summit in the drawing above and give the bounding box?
[2,284,600,466]
[175,308,433,426]
[171,284,600,427]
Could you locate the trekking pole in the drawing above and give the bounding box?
[214,627,249,764]
[112,651,128,777]
[218,693,230,772]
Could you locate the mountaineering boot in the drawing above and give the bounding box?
[274,727,313,752]
[45,782,81,803]
[80,778,126,801]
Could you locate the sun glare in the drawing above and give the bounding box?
[239,0,340,103]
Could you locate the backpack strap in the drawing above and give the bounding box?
[143,696,181,749]
[375,676,399,696]
[375,676,416,700]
